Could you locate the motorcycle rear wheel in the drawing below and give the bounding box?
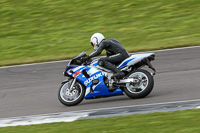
[123,69,154,99]
[58,79,85,106]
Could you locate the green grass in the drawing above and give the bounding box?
[1,109,200,133]
[0,0,200,66]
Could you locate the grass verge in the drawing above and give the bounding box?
[0,0,200,66]
[0,109,200,133]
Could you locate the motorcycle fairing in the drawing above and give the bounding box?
[68,65,123,99]
[90,59,99,66]
[83,71,123,99]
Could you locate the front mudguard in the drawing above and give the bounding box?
[61,78,72,84]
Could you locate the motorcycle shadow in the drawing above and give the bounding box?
[78,93,157,106]
[80,95,133,105]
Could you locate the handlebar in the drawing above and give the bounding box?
[80,57,91,65]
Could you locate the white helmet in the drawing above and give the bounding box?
[90,33,105,50]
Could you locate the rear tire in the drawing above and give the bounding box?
[58,79,85,106]
[123,69,154,99]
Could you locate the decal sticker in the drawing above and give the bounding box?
[84,73,103,86]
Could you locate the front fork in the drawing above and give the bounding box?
[61,78,77,92]
[69,78,77,91]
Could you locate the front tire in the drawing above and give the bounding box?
[58,79,85,106]
[123,69,154,99]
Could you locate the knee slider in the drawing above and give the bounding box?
[98,60,105,67]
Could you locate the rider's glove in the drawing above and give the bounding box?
[82,55,90,61]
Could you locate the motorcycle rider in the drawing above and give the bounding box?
[83,33,129,79]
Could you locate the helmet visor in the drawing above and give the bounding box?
[91,42,94,47]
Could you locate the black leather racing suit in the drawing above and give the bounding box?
[88,38,129,74]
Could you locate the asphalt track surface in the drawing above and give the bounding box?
[0,46,200,118]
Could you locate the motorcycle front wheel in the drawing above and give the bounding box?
[58,79,85,106]
[123,69,154,99]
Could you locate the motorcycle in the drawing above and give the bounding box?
[58,52,156,106]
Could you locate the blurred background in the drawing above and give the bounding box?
[0,0,200,66]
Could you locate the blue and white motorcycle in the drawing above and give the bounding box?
[58,52,156,106]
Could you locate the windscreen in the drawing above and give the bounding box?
[73,52,86,60]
